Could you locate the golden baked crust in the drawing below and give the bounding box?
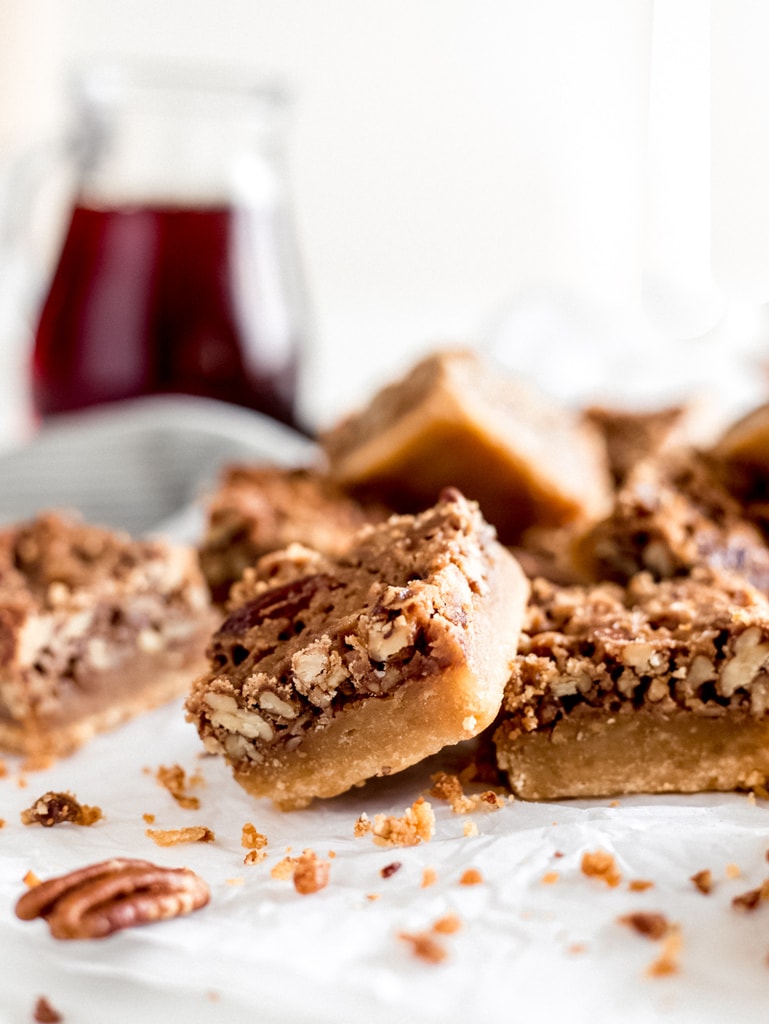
[186,490,529,808]
[0,512,215,757]
[495,570,769,799]
[320,349,612,545]
[198,464,385,602]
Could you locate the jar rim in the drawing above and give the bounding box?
[68,58,290,116]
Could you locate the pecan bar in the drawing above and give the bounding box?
[573,450,769,595]
[495,570,769,799]
[186,490,529,808]
[198,463,384,602]
[320,349,612,545]
[0,512,216,757]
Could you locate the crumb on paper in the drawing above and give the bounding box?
[380,862,402,879]
[328,850,336,859]
[429,771,506,815]
[568,943,586,955]
[609,800,620,808]
[398,930,448,964]
[20,791,102,828]
[690,869,713,895]
[142,813,155,824]
[244,849,268,866]
[271,856,298,881]
[421,867,437,888]
[292,849,331,895]
[628,879,654,893]
[541,871,559,885]
[433,914,462,935]
[353,812,372,838]
[33,996,62,1023]
[366,893,381,901]
[145,826,215,846]
[367,798,435,848]
[646,927,682,978]
[725,863,741,880]
[226,877,244,886]
[463,820,479,837]
[241,823,268,851]
[553,851,564,859]
[732,880,769,912]
[618,912,671,940]
[581,849,622,888]
[23,870,40,888]
[155,764,203,810]
[459,868,483,887]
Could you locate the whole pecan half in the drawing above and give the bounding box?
[15,857,210,940]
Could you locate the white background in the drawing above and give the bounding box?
[1,1,769,435]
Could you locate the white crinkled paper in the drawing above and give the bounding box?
[1,400,769,1024]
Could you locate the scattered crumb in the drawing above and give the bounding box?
[293,849,331,895]
[463,820,479,838]
[609,800,620,808]
[732,880,769,912]
[725,863,741,880]
[380,862,402,879]
[271,856,298,881]
[459,868,483,887]
[244,849,268,866]
[0,759,6,777]
[155,764,202,810]
[226,877,244,886]
[398,931,448,964]
[581,849,622,888]
[369,798,435,848]
[421,867,437,889]
[20,791,102,828]
[568,943,586,955]
[23,870,40,888]
[328,850,336,859]
[429,772,506,814]
[618,912,671,940]
[690,869,713,895]
[206,992,220,1003]
[0,819,4,828]
[241,823,268,851]
[142,813,155,825]
[145,826,215,846]
[17,776,27,789]
[553,851,564,859]
[366,893,381,901]
[541,871,559,885]
[429,771,474,813]
[628,879,654,893]
[646,927,682,977]
[33,996,62,1023]
[353,813,372,838]
[433,914,462,935]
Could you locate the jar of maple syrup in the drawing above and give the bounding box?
[29,62,309,431]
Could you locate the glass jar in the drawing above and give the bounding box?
[29,61,310,431]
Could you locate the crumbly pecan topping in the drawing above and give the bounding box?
[15,857,209,940]
[500,569,769,736]
[21,791,102,828]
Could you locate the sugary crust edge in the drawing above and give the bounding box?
[231,544,530,809]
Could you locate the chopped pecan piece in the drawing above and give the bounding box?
[618,912,671,940]
[15,857,209,940]
[398,930,448,964]
[732,880,769,911]
[690,869,713,894]
[21,791,102,828]
[380,862,402,879]
[33,996,62,1023]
